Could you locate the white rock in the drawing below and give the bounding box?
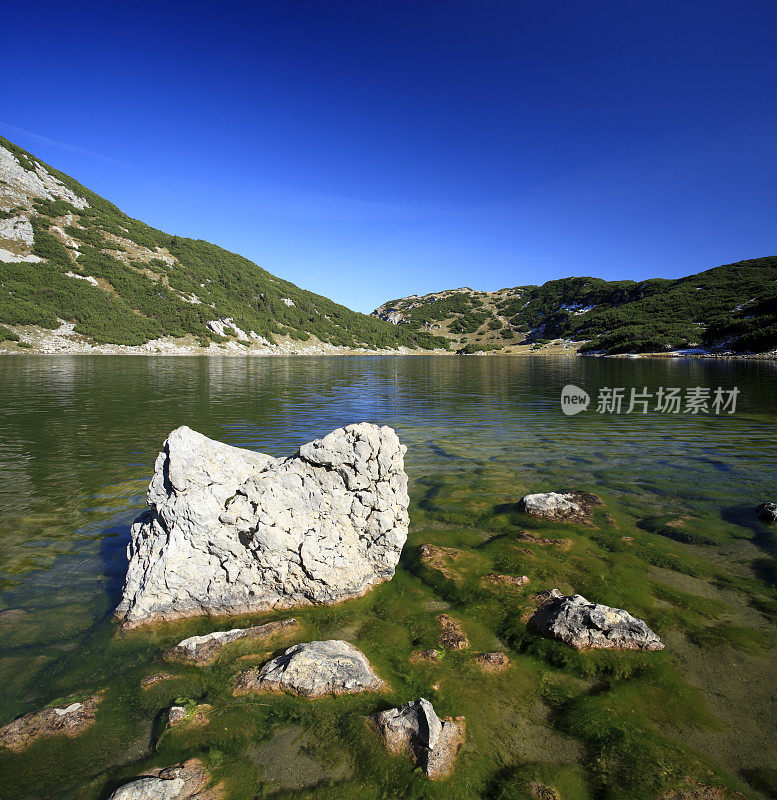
[0,249,43,263]
[116,424,409,627]
[66,271,99,286]
[0,215,34,247]
[236,639,384,696]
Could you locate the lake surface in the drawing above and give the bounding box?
[0,355,775,800]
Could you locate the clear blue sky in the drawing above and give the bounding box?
[3,1,776,312]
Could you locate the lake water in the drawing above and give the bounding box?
[0,355,775,800]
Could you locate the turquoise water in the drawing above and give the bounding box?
[0,355,775,799]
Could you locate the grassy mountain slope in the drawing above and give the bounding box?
[373,259,777,354]
[0,136,447,352]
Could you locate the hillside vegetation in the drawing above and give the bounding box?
[373,260,777,355]
[0,136,447,352]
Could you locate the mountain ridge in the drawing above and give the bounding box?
[372,260,777,355]
[0,135,448,355]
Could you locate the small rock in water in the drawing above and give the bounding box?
[371,697,465,779]
[483,573,529,588]
[517,491,600,523]
[167,706,188,727]
[234,640,384,697]
[164,618,299,664]
[419,544,463,580]
[140,673,174,689]
[474,652,510,673]
[107,758,220,799]
[530,782,562,800]
[167,703,210,728]
[436,614,469,650]
[0,694,100,751]
[755,502,777,525]
[410,649,439,664]
[515,531,571,548]
[529,589,664,651]
[116,424,410,628]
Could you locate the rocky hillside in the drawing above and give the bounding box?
[373,261,777,354]
[0,136,447,354]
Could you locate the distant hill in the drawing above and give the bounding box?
[372,260,777,355]
[0,136,447,354]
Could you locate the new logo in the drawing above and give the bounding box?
[560,384,590,416]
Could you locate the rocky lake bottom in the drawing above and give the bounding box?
[0,355,775,800]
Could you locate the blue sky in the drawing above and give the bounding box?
[3,1,776,312]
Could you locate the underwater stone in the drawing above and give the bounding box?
[372,697,465,779]
[115,424,409,628]
[0,694,100,751]
[474,652,510,672]
[234,639,384,697]
[755,502,777,525]
[530,589,664,651]
[436,613,469,650]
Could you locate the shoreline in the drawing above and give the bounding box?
[1,348,773,360]
[1,324,773,360]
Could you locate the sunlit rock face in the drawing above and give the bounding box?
[115,424,409,628]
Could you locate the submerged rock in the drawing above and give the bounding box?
[515,531,571,547]
[116,424,409,628]
[107,759,220,800]
[530,590,664,651]
[167,703,210,728]
[0,694,100,751]
[518,491,600,523]
[474,652,510,672]
[436,613,469,650]
[483,573,529,588]
[234,640,384,697]
[410,649,439,664]
[419,544,463,580]
[140,673,174,689]
[530,783,562,800]
[164,618,299,664]
[755,502,777,525]
[371,697,465,779]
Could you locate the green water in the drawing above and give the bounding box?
[0,355,775,800]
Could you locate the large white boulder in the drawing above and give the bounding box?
[115,424,409,628]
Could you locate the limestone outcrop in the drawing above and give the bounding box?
[371,698,465,779]
[115,424,409,628]
[234,639,384,697]
[529,589,664,651]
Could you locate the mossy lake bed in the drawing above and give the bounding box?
[0,355,775,800]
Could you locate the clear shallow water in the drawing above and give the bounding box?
[0,355,776,799]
